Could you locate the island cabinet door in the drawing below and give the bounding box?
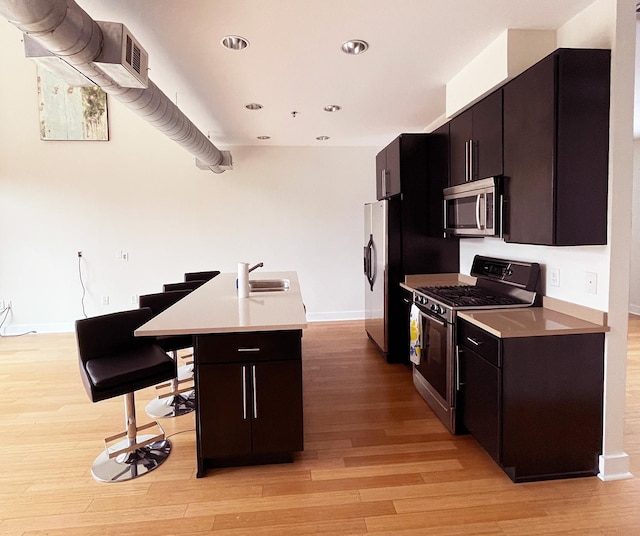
[197,363,252,458]
[251,360,304,454]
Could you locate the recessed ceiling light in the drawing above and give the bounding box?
[245,103,263,110]
[257,135,271,140]
[324,105,341,112]
[341,40,368,55]
[221,35,249,50]
[316,136,330,141]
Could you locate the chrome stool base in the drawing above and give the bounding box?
[145,391,195,418]
[91,435,171,483]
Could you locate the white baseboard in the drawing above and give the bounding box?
[598,452,633,481]
[1,322,75,335]
[306,311,364,322]
[629,304,640,316]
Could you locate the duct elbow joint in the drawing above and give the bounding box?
[196,151,233,174]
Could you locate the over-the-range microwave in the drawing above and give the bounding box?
[443,176,502,237]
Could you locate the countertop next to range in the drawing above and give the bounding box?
[135,271,308,337]
[402,273,609,339]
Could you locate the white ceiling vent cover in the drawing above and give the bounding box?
[94,22,149,89]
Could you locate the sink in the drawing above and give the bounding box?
[249,279,290,292]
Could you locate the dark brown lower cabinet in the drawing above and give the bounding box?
[194,330,303,477]
[458,319,604,482]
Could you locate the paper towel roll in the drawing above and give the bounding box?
[237,262,249,299]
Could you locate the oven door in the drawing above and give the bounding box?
[414,306,453,412]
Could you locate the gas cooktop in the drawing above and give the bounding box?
[414,284,529,308]
[412,256,541,322]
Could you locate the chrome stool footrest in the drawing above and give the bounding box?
[103,420,165,459]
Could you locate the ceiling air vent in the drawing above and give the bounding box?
[94,22,149,89]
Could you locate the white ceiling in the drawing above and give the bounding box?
[75,0,600,148]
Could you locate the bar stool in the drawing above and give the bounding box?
[139,290,195,418]
[184,270,220,282]
[76,308,176,482]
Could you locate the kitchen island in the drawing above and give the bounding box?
[135,271,307,477]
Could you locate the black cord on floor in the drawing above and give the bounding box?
[78,253,87,318]
[166,428,196,439]
[0,304,36,337]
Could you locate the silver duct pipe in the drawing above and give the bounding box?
[0,0,231,173]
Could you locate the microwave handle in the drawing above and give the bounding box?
[475,194,482,230]
[443,199,448,236]
[499,193,504,238]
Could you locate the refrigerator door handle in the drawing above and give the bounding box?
[365,234,375,291]
[363,245,369,276]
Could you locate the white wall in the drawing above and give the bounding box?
[0,24,377,333]
[631,139,640,313]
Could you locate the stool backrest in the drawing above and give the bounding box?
[163,280,206,292]
[185,270,220,282]
[76,308,154,364]
[139,290,190,317]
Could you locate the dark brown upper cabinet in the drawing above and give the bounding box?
[376,135,402,199]
[502,48,610,246]
[449,90,503,186]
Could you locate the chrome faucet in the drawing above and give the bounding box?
[248,262,264,273]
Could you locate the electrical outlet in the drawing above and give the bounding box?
[550,268,560,287]
[102,296,110,305]
[130,294,138,304]
[585,272,597,294]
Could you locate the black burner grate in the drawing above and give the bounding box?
[415,285,527,308]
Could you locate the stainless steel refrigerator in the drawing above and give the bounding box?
[364,200,388,352]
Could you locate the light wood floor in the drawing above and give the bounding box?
[1,319,639,535]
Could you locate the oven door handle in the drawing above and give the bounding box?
[418,309,446,327]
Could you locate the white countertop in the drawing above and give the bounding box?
[135,271,308,336]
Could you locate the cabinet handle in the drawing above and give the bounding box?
[469,138,475,181]
[241,365,247,420]
[466,336,481,346]
[464,141,469,182]
[455,346,463,391]
[238,347,260,352]
[382,168,387,197]
[252,365,258,419]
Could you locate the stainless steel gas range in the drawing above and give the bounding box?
[411,255,541,434]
